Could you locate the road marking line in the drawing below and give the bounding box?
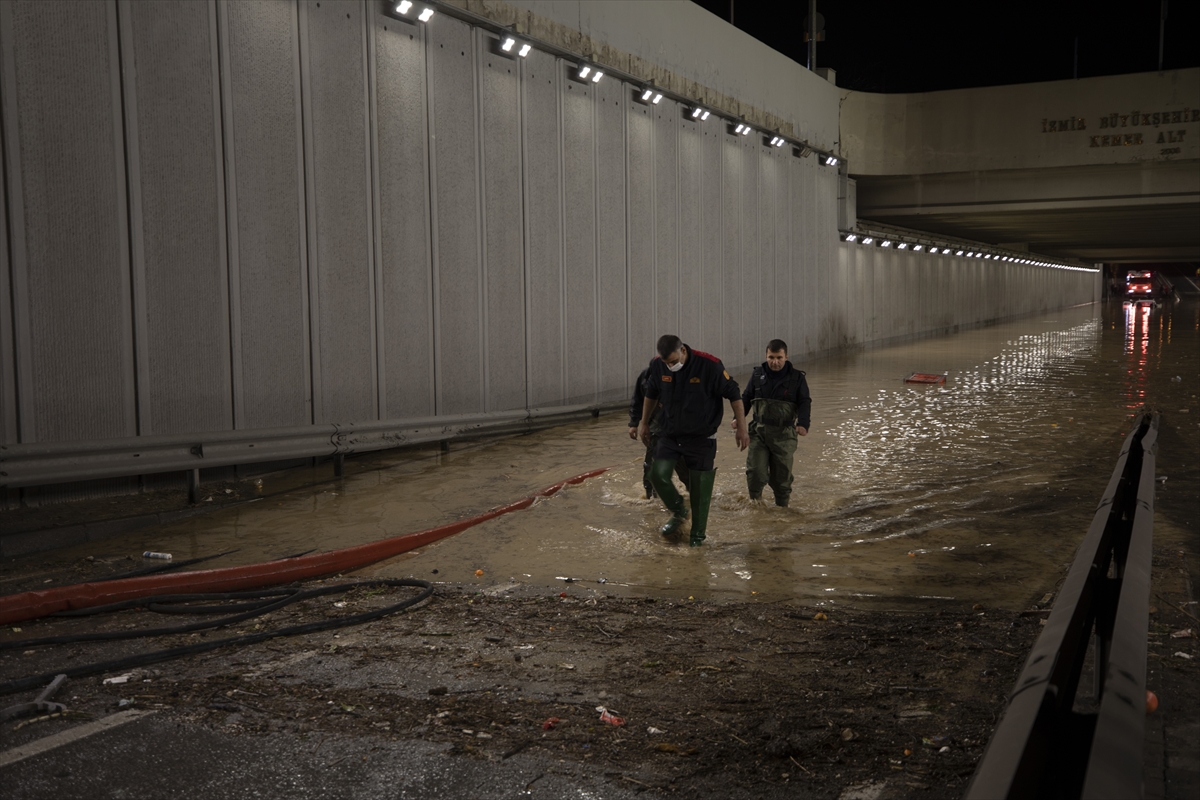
[0,709,153,768]
[242,648,317,678]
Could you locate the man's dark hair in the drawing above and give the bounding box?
[766,339,788,354]
[657,334,683,359]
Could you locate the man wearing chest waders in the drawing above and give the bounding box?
[637,335,750,546]
[737,339,812,507]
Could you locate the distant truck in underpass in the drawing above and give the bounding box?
[1124,269,1174,300]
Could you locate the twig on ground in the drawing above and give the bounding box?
[501,740,530,760]
[700,713,749,744]
[1156,593,1200,623]
[790,756,813,776]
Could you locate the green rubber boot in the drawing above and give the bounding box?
[648,458,688,536]
[688,470,717,547]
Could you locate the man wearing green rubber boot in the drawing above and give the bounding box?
[637,335,749,546]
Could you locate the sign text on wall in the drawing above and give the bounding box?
[1041,107,1196,151]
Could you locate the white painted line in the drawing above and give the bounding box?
[838,782,887,800]
[0,709,153,768]
[242,649,317,678]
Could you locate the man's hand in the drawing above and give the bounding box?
[638,421,651,446]
[730,399,750,451]
[796,426,808,436]
[628,426,639,440]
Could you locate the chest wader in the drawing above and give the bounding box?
[745,398,798,506]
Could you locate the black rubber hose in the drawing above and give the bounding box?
[0,578,433,696]
[89,550,240,583]
[1,589,308,649]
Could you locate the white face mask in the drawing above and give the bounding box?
[667,361,684,372]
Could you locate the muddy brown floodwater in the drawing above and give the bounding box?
[1,299,1197,800]
[16,300,1195,613]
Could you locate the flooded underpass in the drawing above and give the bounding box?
[3,299,1197,800]
[14,298,1196,613]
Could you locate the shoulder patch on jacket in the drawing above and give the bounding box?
[723,370,730,380]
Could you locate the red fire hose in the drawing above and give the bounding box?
[0,467,611,626]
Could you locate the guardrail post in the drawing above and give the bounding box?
[333,454,345,478]
[187,469,200,505]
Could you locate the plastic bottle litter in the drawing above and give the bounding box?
[142,551,172,560]
[597,706,625,726]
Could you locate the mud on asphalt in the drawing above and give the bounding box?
[0,574,1067,800]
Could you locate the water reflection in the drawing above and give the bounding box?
[38,300,1200,612]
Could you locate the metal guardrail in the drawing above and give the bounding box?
[0,401,626,490]
[966,411,1159,799]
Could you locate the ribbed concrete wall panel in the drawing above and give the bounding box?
[738,143,759,367]
[700,128,723,355]
[818,169,839,350]
[5,0,134,443]
[429,19,483,415]
[522,53,562,404]
[563,79,597,403]
[626,104,654,382]
[757,151,776,353]
[721,139,744,361]
[792,159,812,355]
[303,1,375,422]
[224,0,309,430]
[372,12,434,419]
[595,82,627,398]
[804,160,821,355]
[480,39,526,412]
[677,119,701,347]
[126,1,231,436]
[850,241,869,343]
[653,104,678,337]
[776,159,792,350]
[0,111,14,447]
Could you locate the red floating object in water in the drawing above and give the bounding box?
[905,373,946,385]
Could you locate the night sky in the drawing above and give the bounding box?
[689,0,1200,94]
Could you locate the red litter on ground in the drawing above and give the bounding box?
[597,707,625,726]
[905,372,947,385]
[542,717,562,730]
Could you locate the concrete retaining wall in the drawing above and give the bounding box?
[0,0,1098,503]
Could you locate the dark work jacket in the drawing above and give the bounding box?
[643,346,740,439]
[741,362,811,429]
[628,366,653,427]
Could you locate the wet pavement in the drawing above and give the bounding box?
[1,297,1198,799]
